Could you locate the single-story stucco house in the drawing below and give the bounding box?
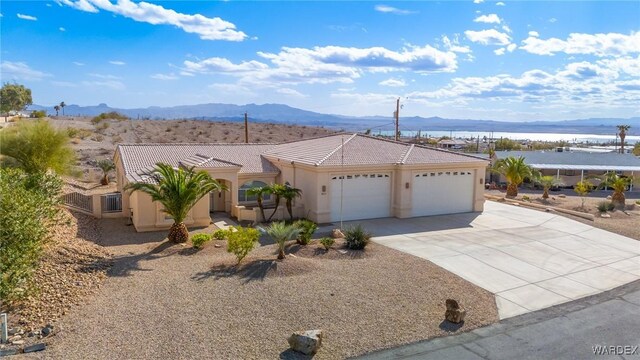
[493,150,640,189]
[114,133,488,232]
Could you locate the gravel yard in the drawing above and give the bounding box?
[20,217,497,359]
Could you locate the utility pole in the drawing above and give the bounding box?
[244,112,249,143]
[394,97,400,141]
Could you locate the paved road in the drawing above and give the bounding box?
[357,280,640,360]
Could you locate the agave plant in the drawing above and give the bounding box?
[125,163,226,243]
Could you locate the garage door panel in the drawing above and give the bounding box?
[331,174,391,222]
[412,170,474,217]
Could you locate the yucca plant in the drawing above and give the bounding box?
[125,163,226,243]
[265,221,300,260]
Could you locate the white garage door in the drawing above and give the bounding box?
[331,173,391,222]
[411,170,474,217]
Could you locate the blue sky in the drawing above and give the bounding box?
[1,1,639,121]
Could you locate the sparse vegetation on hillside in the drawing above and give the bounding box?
[91,111,128,123]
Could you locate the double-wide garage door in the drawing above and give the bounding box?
[411,170,474,217]
[330,173,391,222]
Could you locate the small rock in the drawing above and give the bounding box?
[545,208,553,212]
[601,213,611,218]
[10,340,24,345]
[288,329,323,355]
[7,329,19,336]
[331,229,344,239]
[7,335,21,342]
[214,244,221,248]
[606,195,612,200]
[41,326,52,336]
[0,349,18,356]
[558,194,566,198]
[24,343,46,353]
[445,299,466,324]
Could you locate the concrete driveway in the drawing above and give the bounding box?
[347,201,640,319]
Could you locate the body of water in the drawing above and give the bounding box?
[376,130,639,144]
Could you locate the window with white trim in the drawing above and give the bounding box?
[238,180,272,203]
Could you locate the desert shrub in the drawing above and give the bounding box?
[226,226,260,264]
[95,121,110,132]
[636,200,640,206]
[319,237,335,250]
[344,225,372,250]
[30,110,46,118]
[91,134,104,142]
[294,219,318,245]
[91,111,128,123]
[0,168,62,305]
[597,201,615,213]
[213,229,228,240]
[522,195,531,202]
[191,233,212,249]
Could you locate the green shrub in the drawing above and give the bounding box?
[91,111,128,124]
[191,233,212,249]
[30,110,46,118]
[597,201,615,213]
[226,226,260,264]
[319,237,335,250]
[344,225,372,250]
[0,168,62,305]
[636,200,640,206]
[213,229,228,240]
[522,195,531,202]
[294,219,318,245]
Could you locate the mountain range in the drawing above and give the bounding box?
[30,102,640,135]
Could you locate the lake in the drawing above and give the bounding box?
[375,130,639,144]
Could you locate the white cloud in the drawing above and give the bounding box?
[441,35,472,54]
[528,31,539,37]
[473,0,484,3]
[502,25,511,33]
[17,13,38,21]
[73,61,85,66]
[474,14,501,24]
[520,32,640,57]
[494,48,506,56]
[379,78,407,87]
[46,3,52,7]
[81,80,125,90]
[109,60,126,65]
[57,0,247,41]
[150,73,179,80]
[276,88,308,97]
[374,4,416,15]
[496,2,506,6]
[507,43,517,52]
[182,44,459,86]
[465,29,511,45]
[59,27,66,31]
[549,18,557,23]
[0,61,50,80]
[50,81,78,87]
[88,73,122,79]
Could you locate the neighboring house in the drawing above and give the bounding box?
[114,133,488,232]
[437,139,468,150]
[494,150,640,188]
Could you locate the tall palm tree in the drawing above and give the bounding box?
[97,159,115,185]
[597,172,633,208]
[59,101,66,116]
[266,183,287,221]
[536,175,563,199]
[617,125,631,154]
[492,156,538,197]
[265,221,300,260]
[53,105,60,116]
[125,163,226,243]
[281,185,302,221]
[247,185,269,222]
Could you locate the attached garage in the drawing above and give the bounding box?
[411,170,475,217]
[330,173,391,222]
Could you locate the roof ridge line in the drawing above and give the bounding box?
[400,144,415,164]
[315,133,358,166]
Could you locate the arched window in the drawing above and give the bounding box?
[238,180,272,203]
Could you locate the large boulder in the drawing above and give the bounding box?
[445,299,466,324]
[288,329,323,355]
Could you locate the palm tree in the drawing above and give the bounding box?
[247,185,269,222]
[53,105,60,116]
[617,125,631,154]
[281,185,302,221]
[266,183,287,221]
[60,101,66,116]
[125,163,227,243]
[536,175,563,199]
[492,156,538,197]
[596,172,633,208]
[265,221,300,260]
[97,159,115,185]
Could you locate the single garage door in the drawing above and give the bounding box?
[331,173,391,222]
[411,170,474,217]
